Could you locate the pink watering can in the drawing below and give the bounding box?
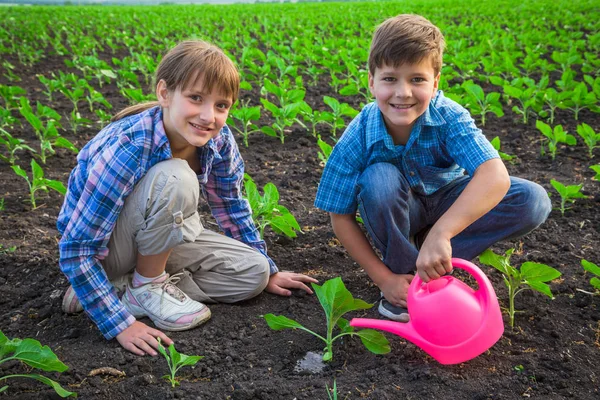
[350,258,504,365]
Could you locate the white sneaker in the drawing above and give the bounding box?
[121,273,211,331]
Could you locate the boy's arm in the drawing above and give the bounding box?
[417,158,510,281]
[331,213,413,307]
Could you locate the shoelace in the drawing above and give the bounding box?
[151,272,187,318]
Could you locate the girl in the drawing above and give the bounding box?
[58,40,317,356]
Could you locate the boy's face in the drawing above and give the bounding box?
[158,77,233,151]
[368,58,440,141]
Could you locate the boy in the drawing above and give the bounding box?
[314,15,551,322]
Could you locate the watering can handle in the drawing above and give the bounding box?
[409,258,493,298]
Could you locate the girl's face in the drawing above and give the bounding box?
[157,78,233,153]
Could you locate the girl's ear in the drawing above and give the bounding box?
[156,79,170,107]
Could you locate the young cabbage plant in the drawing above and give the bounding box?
[461,81,504,126]
[560,82,598,120]
[536,120,576,160]
[503,79,541,124]
[0,127,36,165]
[479,249,561,328]
[591,165,600,181]
[264,277,390,361]
[228,100,261,147]
[490,136,516,163]
[317,135,333,166]
[550,179,587,216]
[0,330,76,398]
[260,99,305,144]
[156,338,203,388]
[576,123,599,158]
[580,260,600,295]
[12,159,67,209]
[322,96,358,138]
[243,173,301,239]
[299,102,333,138]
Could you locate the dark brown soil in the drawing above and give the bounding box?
[1,47,599,400]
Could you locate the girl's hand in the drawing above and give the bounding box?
[266,271,319,296]
[116,320,173,356]
[415,231,453,282]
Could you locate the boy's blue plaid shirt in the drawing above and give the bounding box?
[57,106,276,339]
[314,91,499,215]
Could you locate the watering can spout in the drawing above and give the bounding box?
[349,318,425,346]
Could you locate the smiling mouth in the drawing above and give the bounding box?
[190,122,211,131]
[390,104,415,109]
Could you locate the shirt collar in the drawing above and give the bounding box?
[364,91,446,150]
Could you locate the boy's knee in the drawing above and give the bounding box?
[358,163,407,205]
[512,179,551,230]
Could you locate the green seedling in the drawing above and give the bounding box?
[580,260,600,295]
[18,97,78,163]
[326,378,348,400]
[591,165,600,181]
[156,338,203,388]
[12,159,67,209]
[490,136,516,163]
[576,123,600,158]
[228,100,261,147]
[479,249,561,327]
[317,135,333,165]
[0,198,4,211]
[560,82,597,120]
[550,179,587,216]
[536,120,576,160]
[264,277,390,361]
[243,173,301,239]
[0,85,27,110]
[0,127,36,165]
[461,81,504,126]
[0,244,16,254]
[322,96,358,138]
[0,330,76,397]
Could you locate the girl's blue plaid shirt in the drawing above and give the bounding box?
[314,91,499,215]
[57,106,276,339]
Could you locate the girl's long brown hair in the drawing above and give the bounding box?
[112,40,240,122]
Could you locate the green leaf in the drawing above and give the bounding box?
[590,277,600,290]
[45,179,67,195]
[31,159,44,181]
[355,329,391,354]
[322,351,332,362]
[8,338,68,372]
[15,374,76,397]
[263,314,304,330]
[168,344,181,367]
[581,260,600,277]
[521,262,561,282]
[479,249,510,275]
[11,165,27,179]
[53,137,79,153]
[313,278,373,325]
[336,317,353,334]
[261,126,277,137]
[525,280,553,298]
[263,182,280,208]
[177,354,203,368]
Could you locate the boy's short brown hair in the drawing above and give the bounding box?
[368,14,445,76]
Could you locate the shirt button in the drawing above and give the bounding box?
[409,171,415,176]
[175,216,183,224]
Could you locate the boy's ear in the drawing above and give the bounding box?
[156,79,170,107]
[368,71,375,95]
[432,73,441,94]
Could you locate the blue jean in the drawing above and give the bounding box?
[356,163,552,274]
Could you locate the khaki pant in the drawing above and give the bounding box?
[102,158,269,304]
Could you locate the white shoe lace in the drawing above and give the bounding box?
[150,272,187,318]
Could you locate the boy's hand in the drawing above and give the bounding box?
[266,271,319,296]
[116,320,173,356]
[379,274,414,308]
[416,232,453,282]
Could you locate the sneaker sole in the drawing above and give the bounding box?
[377,302,410,323]
[122,290,212,331]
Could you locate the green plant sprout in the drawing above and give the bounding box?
[0,330,76,398]
[243,173,301,239]
[0,244,16,254]
[576,123,599,158]
[317,135,333,165]
[326,378,348,400]
[264,277,390,361]
[156,338,203,388]
[479,248,561,327]
[0,127,36,164]
[228,100,261,147]
[490,136,516,163]
[461,81,504,126]
[536,120,576,160]
[591,165,600,181]
[579,260,600,295]
[12,159,67,209]
[550,179,587,216]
